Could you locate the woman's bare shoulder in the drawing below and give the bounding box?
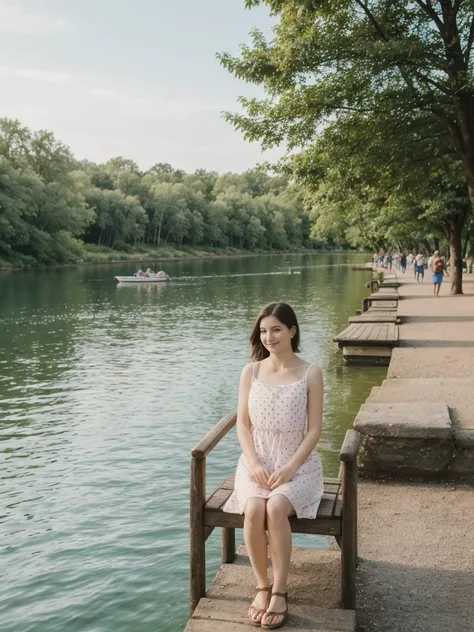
[307,364,323,384]
[240,362,255,382]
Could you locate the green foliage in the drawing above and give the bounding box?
[0,117,327,268]
[219,0,474,292]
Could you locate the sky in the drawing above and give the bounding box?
[0,0,282,173]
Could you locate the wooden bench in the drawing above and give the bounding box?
[377,287,398,294]
[365,279,380,293]
[362,292,399,312]
[334,322,399,364]
[334,322,399,346]
[190,414,360,614]
[348,309,399,324]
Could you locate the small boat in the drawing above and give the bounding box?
[115,275,170,284]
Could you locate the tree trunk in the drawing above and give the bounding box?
[157,210,165,247]
[446,222,464,295]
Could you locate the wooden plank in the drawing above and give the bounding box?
[324,482,341,494]
[188,598,356,631]
[204,506,342,535]
[339,430,361,463]
[343,346,392,357]
[349,312,398,324]
[367,325,380,341]
[221,475,235,490]
[192,413,237,458]
[334,498,343,518]
[318,494,337,518]
[370,301,397,309]
[367,292,398,301]
[205,487,232,510]
[324,477,342,485]
[336,322,398,346]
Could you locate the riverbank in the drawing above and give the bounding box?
[356,273,474,632]
[0,244,357,271]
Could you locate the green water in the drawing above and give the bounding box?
[0,253,386,632]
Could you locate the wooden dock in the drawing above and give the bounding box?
[348,310,399,324]
[185,547,356,631]
[334,322,399,364]
[362,292,399,312]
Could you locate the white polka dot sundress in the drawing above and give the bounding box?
[223,362,324,519]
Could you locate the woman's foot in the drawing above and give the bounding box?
[248,585,272,626]
[261,591,288,629]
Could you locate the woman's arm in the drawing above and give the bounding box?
[268,365,323,490]
[236,363,270,489]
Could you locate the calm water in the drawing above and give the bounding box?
[0,253,386,632]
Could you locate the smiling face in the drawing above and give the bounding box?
[259,315,296,354]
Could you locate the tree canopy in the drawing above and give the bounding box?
[220,0,474,292]
[0,118,326,267]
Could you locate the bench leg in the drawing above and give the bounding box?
[341,460,357,609]
[190,457,206,615]
[222,527,235,564]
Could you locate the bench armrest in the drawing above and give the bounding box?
[191,413,237,459]
[339,429,361,463]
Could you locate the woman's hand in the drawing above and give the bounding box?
[249,461,271,490]
[268,464,296,491]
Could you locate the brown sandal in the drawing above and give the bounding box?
[261,591,288,629]
[248,585,272,627]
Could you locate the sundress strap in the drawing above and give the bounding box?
[252,361,260,378]
[304,364,313,382]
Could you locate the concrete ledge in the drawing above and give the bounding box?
[354,403,453,477]
[354,403,452,438]
[358,436,452,477]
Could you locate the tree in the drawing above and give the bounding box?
[220,0,474,293]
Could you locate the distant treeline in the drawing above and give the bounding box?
[0,118,335,267]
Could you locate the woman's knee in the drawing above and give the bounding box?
[266,496,292,524]
[244,498,266,527]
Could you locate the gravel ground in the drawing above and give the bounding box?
[357,479,474,632]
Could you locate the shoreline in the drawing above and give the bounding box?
[0,246,365,273]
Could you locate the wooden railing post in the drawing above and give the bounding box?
[190,455,206,615]
[221,528,235,564]
[339,429,360,611]
[341,458,357,609]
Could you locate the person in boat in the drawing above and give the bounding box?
[156,270,167,278]
[135,269,146,278]
[143,268,155,277]
[223,302,323,629]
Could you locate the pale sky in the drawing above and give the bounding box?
[0,0,282,173]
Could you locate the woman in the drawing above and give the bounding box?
[433,253,445,296]
[223,302,324,629]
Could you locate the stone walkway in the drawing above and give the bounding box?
[357,270,474,632]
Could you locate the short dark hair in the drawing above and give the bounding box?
[249,302,300,361]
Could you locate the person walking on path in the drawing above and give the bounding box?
[400,252,407,273]
[223,302,324,629]
[415,252,426,283]
[432,253,445,296]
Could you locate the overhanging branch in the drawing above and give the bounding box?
[464,16,474,63]
[413,0,445,33]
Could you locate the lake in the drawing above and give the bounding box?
[0,253,386,632]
